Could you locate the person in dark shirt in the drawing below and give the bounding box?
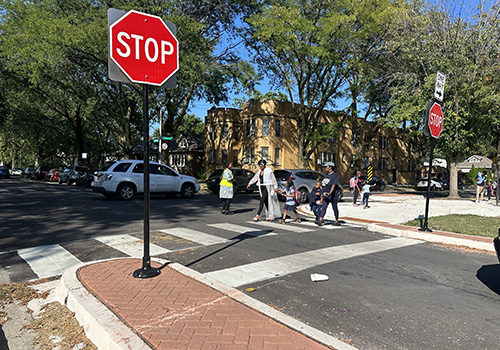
[317,162,340,226]
[308,180,324,220]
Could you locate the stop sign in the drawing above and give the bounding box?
[110,10,178,86]
[428,102,443,138]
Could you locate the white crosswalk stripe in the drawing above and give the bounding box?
[95,234,170,258]
[299,221,362,230]
[208,223,276,237]
[17,244,82,279]
[0,189,7,192]
[248,220,313,233]
[205,237,422,287]
[160,228,230,245]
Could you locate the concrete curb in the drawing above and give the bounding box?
[56,259,154,350]
[56,258,358,350]
[171,262,359,350]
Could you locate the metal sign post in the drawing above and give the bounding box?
[419,137,435,232]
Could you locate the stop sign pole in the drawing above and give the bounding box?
[420,100,444,232]
[108,9,178,278]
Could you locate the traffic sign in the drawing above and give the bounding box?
[428,102,443,138]
[109,10,178,86]
[434,71,446,102]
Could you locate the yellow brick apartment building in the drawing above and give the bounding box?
[205,99,419,185]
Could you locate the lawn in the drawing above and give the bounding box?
[404,214,500,238]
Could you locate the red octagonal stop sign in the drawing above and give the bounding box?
[110,10,178,86]
[428,102,443,138]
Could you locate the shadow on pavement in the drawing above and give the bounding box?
[476,264,500,296]
[0,325,9,349]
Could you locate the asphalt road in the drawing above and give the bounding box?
[1,177,499,350]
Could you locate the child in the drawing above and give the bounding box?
[309,180,324,220]
[361,181,375,209]
[279,180,301,223]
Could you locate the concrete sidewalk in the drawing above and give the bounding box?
[56,258,357,350]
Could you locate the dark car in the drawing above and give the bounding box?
[441,178,464,190]
[59,165,90,185]
[359,175,385,191]
[0,166,10,179]
[31,166,52,180]
[274,169,344,203]
[207,168,258,194]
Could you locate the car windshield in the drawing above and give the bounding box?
[273,170,291,181]
[97,162,115,171]
[209,169,223,178]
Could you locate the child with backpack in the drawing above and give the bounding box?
[279,180,301,224]
[361,180,375,209]
[308,180,324,220]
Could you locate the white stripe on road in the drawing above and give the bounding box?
[17,244,82,279]
[0,189,7,192]
[20,189,36,192]
[160,228,230,246]
[205,237,422,287]
[299,221,362,230]
[95,234,170,258]
[248,221,313,233]
[208,223,276,238]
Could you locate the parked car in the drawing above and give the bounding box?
[358,175,386,191]
[31,166,52,180]
[59,165,90,185]
[0,166,10,179]
[273,169,344,203]
[45,168,62,182]
[75,169,95,188]
[91,159,200,200]
[207,168,258,194]
[416,178,443,191]
[11,168,23,177]
[441,178,464,190]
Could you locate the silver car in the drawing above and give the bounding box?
[273,169,343,203]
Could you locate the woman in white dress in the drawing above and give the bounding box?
[247,159,281,221]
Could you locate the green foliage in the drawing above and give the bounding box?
[405,214,500,238]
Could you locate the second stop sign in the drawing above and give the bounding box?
[110,10,179,86]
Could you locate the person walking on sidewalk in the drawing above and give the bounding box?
[316,162,340,226]
[361,181,375,209]
[247,159,281,221]
[279,180,301,224]
[350,171,362,206]
[475,170,487,203]
[219,162,234,215]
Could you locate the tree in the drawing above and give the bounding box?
[245,0,398,167]
[380,0,500,198]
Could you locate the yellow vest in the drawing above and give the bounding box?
[220,168,233,187]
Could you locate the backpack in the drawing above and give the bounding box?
[349,177,356,188]
[294,189,301,206]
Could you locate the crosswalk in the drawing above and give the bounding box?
[0,187,91,193]
[0,220,422,286]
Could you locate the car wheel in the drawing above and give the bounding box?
[117,183,136,200]
[58,178,62,184]
[379,185,385,191]
[430,185,436,191]
[233,184,239,193]
[298,188,309,204]
[181,183,195,199]
[66,177,71,185]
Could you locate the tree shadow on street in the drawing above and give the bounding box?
[476,264,500,296]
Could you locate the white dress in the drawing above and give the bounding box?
[248,168,281,220]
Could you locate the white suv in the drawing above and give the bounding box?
[91,159,200,200]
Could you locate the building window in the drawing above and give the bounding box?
[363,156,370,169]
[208,124,216,141]
[208,149,216,165]
[351,155,356,168]
[379,136,388,150]
[261,147,269,162]
[275,120,281,137]
[274,147,281,165]
[351,132,358,146]
[221,149,228,165]
[245,119,256,136]
[170,154,186,167]
[232,149,239,165]
[262,119,269,136]
[234,125,240,141]
[222,124,229,139]
[319,152,336,164]
[244,147,255,164]
[408,160,416,171]
[378,157,388,170]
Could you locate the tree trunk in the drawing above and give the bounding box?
[447,155,460,199]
